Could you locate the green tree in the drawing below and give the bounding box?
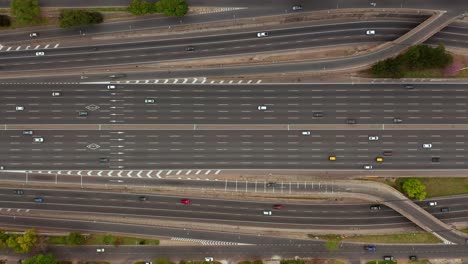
[10,0,41,25]
[16,229,38,253]
[402,178,427,200]
[155,0,188,17]
[23,253,56,264]
[6,235,21,252]
[58,9,103,28]
[65,232,86,246]
[128,0,157,15]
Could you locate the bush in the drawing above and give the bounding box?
[128,0,188,17]
[155,0,188,17]
[23,253,56,264]
[402,178,427,200]
[66,232,86,246]
[371,44,452,78]
[57,261,73,264]
[252,260,263,264]
[10,0,41,25]
[280,260,304,264]
[0,15,11,27]
[58,9,103,28]
[154,257,174,264]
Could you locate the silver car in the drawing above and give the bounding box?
[368,136,379,141]
[422,143,432,149]
[33,137,44,143]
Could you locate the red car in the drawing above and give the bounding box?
[273,204,283,209]
[181,199,191,205]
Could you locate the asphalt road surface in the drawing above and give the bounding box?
[2,83,468,124]
[0,21,417,72]
[0,188,466,230]
[0,215,467,263]
[0,129,466,170]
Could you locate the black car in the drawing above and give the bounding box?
[14,189,24,195]
[186,46,195,51]
[370,204,381,210]
[99,158,109,163]
[78,111,88,117]
[440,207,450,212]
[346,119,357,124]
[409,256,417,261]
[312,112,324,118]
[383,151,393,156]
[138,196,148,201]
[432,157,440,162]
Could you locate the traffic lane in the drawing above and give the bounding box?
[1,130,467,170]
[1,215,468,261]
[0,191,411,223]
[2,83,468,124]
[0,187,404,213]
[0,27,401,60]
[0,21,418,58]
[0,200,414,228]
[0,34,400,72]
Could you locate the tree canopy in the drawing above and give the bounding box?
[371,44,453,78]
[23,253,56,264]
[58,9,103,28]
[402,178,427,200]
[128,0,188,17]
[10,0,41,25]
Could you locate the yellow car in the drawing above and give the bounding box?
[376,157,384,162]
[329,156,336,161]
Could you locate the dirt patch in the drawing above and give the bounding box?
[157,44,376,70]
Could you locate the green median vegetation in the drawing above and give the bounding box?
[58,9,104,28]
[128,0,188,17]
[382,177,468,198]
[10,0,41,25]
[48,233,159,246]
[309,232,440,244]
[370,44,453,78]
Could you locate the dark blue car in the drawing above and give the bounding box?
[364,245,376,251]
[34,197,44,203]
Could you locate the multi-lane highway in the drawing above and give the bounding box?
[0,129,467,170]
[0,21,417,72]
[1,188,466,231]
[2,20,468,73]
[2,83,468,124]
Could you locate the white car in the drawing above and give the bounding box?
[366,30,376,35]
[145,98,155,104]
[35,51,45,56]
[205,257,214,262]
[363,165,373,170]
[52,92,62,97]
[368,136,379,141]
[263,210,272,216]
[257,32,268,38]
[16,106,24,111]
[301,131,311,136]
[107,85,116,90]
[96,248,105,253]
[428,201,438,206]
[30,32,38,37]
[422,143,432,149]
[33,137,44,143]
[257,105,267,111]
